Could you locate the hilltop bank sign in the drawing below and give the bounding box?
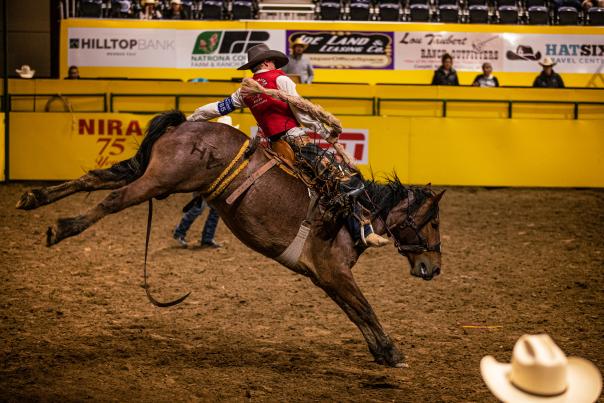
[67,27,285,68]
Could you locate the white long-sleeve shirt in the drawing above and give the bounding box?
[187,70,329,139]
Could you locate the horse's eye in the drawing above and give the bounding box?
[431,222,439,229]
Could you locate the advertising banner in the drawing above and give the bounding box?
[395,31,604,74]
[10,113,154,180]
[67,28,286,69]
[395,31,502,72]
[501,34,604,74]
[286,30,394,69]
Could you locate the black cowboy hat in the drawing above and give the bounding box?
[237,44,289,71]
[506,45,541,61]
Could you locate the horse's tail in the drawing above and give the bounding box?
[90,110,187,182]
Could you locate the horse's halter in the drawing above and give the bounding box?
[387,191,441,256]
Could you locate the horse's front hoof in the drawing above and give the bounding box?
[46,226,58,247]
[375,344,406,368]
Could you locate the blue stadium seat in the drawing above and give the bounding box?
[497,0,517,6]
[557,6,578,24]
[201,0,223,19]
[526,0,546,7]
[438,4,460,21]
[528,5,549,24]
[437,0,458,6]
[467,0,487,6]
[498,5,519,22]
[232,0,254,19]
[320,1,342,20]
[468,4,489,22]
[379,2,402,20]
[79,0,103,17]
[409,3,431,20]
[409,0,430,5]
[588,7,604,24]
[350,0,371,20]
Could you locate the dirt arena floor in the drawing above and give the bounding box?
[0,183,602,402]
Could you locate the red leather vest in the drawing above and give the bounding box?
[243,69,298,137]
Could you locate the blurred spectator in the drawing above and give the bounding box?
[173,194,221,248]
[431,53,459,86]
[140,0,162,19]
[111,0,132,17]
[16,65,35,79]
[533,57,565,88]
[553,0,582,10]
[472,63,499,87]
[164,0,186,19]
[67,66,80,79]
[281,38,314,84]
[582,0,604,10]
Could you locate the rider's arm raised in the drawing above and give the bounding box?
[187,89,245,122]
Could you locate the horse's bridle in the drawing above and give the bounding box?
[383,189,441,256]
[391,213,441,255]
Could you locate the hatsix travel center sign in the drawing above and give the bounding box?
[62,20,604,80]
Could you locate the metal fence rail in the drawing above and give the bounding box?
[376,98,604,119]
[6,92,604,120]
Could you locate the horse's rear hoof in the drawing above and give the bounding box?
[46,226,58,247]
[16,189,45,210]
[394,362,409,368]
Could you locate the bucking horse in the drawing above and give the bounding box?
[16,110,444,368]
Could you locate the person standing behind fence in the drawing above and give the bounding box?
[533,57,565,88]
[281,38,314,84]
[173,193,221,249]
[472,63,499,88]
[139,0,162,19]
[431,53,459,86]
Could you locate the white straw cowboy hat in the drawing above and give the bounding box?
[16,65,35,79]
[237,44,288,71]
[481,334,602,403]
[290,37,309,50]
[539,57,557,67]
[217,115,239,129]
[170,0,182,4]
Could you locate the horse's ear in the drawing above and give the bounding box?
[434,189,446,202]
[425,182,432,188]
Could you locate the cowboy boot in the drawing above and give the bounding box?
[361,223,390,248]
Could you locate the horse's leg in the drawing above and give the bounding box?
[309,237,405,367]
[310,269,405,367]
[16,168,129,210]
[46,174,166,246]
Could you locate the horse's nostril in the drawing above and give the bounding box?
[419,263,427,276]
[434,266,441,276]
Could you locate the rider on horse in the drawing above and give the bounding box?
[187,43,389,248]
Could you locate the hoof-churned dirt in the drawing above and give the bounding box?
[1,184,602,402]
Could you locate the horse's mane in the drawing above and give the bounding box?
[363,174,435,218]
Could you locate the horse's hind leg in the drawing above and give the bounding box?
[46,174,166,246]
[16,168,129,210]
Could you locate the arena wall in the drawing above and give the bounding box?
[0,113,4,182]
[8,112,604,187]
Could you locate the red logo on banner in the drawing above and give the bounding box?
[250,127,369,164]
